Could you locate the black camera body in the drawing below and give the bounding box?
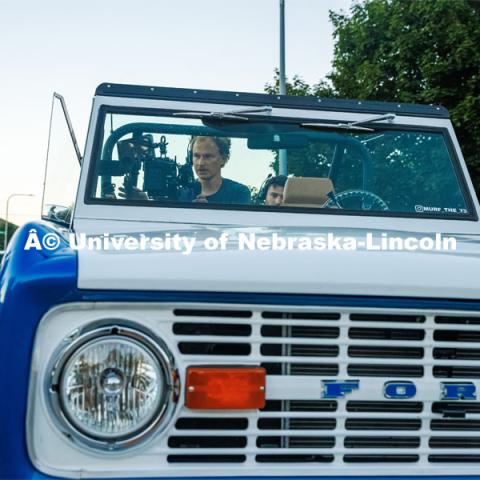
[143,157,178,200]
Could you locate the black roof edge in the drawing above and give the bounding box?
[95,82,450,119]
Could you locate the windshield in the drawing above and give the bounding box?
[88,110,471,218]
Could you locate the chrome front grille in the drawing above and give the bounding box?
[169,305,480,469]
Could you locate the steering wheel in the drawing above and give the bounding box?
[323,190,389,211]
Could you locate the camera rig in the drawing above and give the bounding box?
[99,125,196,201]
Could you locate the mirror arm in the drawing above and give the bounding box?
[53,92,82,165]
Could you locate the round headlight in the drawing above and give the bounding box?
[49,325,177,450]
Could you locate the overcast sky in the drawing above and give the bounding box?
[0,0,351,226]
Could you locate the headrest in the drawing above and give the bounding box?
[283,177,335,207]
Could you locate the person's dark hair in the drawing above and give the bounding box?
[267,175,287,190]
[190,136,231,159]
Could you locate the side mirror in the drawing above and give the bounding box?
[42,204,72,225]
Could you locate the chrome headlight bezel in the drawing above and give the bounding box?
[46,323,178,451]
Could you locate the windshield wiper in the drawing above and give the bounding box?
[172,106,273,122]
[301,113,396,133]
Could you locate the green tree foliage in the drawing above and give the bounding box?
[265,71,337,174]
[329,0,480,187]
[267,0,480,191]
[0,218,18,251]
[265,68,334,98]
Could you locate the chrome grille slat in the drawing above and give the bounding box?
[178,351,480,363]
[259,411,434,418]
[257,412,432,418]
[177,337,434,346]
[172,429,480,437]
[156,447,480,454]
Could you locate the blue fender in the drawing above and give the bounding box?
[0,222,77,479]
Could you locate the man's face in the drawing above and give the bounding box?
[265,184,284,206]
[192,138,225,181]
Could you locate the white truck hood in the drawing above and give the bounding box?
[73,221,480,299]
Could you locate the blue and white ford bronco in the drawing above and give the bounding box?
[1,83,480,479]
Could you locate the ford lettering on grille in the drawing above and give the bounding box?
[323,381,479,399]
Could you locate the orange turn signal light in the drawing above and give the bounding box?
[185,367,266,410]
